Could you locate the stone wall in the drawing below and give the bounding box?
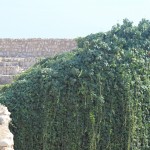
[0,39,77,57]
[0,38,77,85]
[0,104,14,150]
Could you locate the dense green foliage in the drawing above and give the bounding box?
[0,19,150,150]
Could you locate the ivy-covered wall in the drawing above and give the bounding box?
[0,19,149,150]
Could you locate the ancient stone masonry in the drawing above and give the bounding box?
[0,104,14,150]
[0,39,77,85]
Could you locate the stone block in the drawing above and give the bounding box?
[0,104,14,150]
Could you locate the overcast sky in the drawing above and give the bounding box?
[0,0,149,38]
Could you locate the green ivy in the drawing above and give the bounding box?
[0,19,150,150]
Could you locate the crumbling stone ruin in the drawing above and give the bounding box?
[0,38,77,85]
[0,104,14,150]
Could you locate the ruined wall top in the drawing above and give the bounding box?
[0,38,77,57]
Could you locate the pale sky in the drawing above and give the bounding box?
[0,0,149,38]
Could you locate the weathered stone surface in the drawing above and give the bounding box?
[0,75,14,85]
[0,38,77,85]
[0,39,77,56]
[0,104,14,150]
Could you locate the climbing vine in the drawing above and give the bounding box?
[0,19,149,150]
